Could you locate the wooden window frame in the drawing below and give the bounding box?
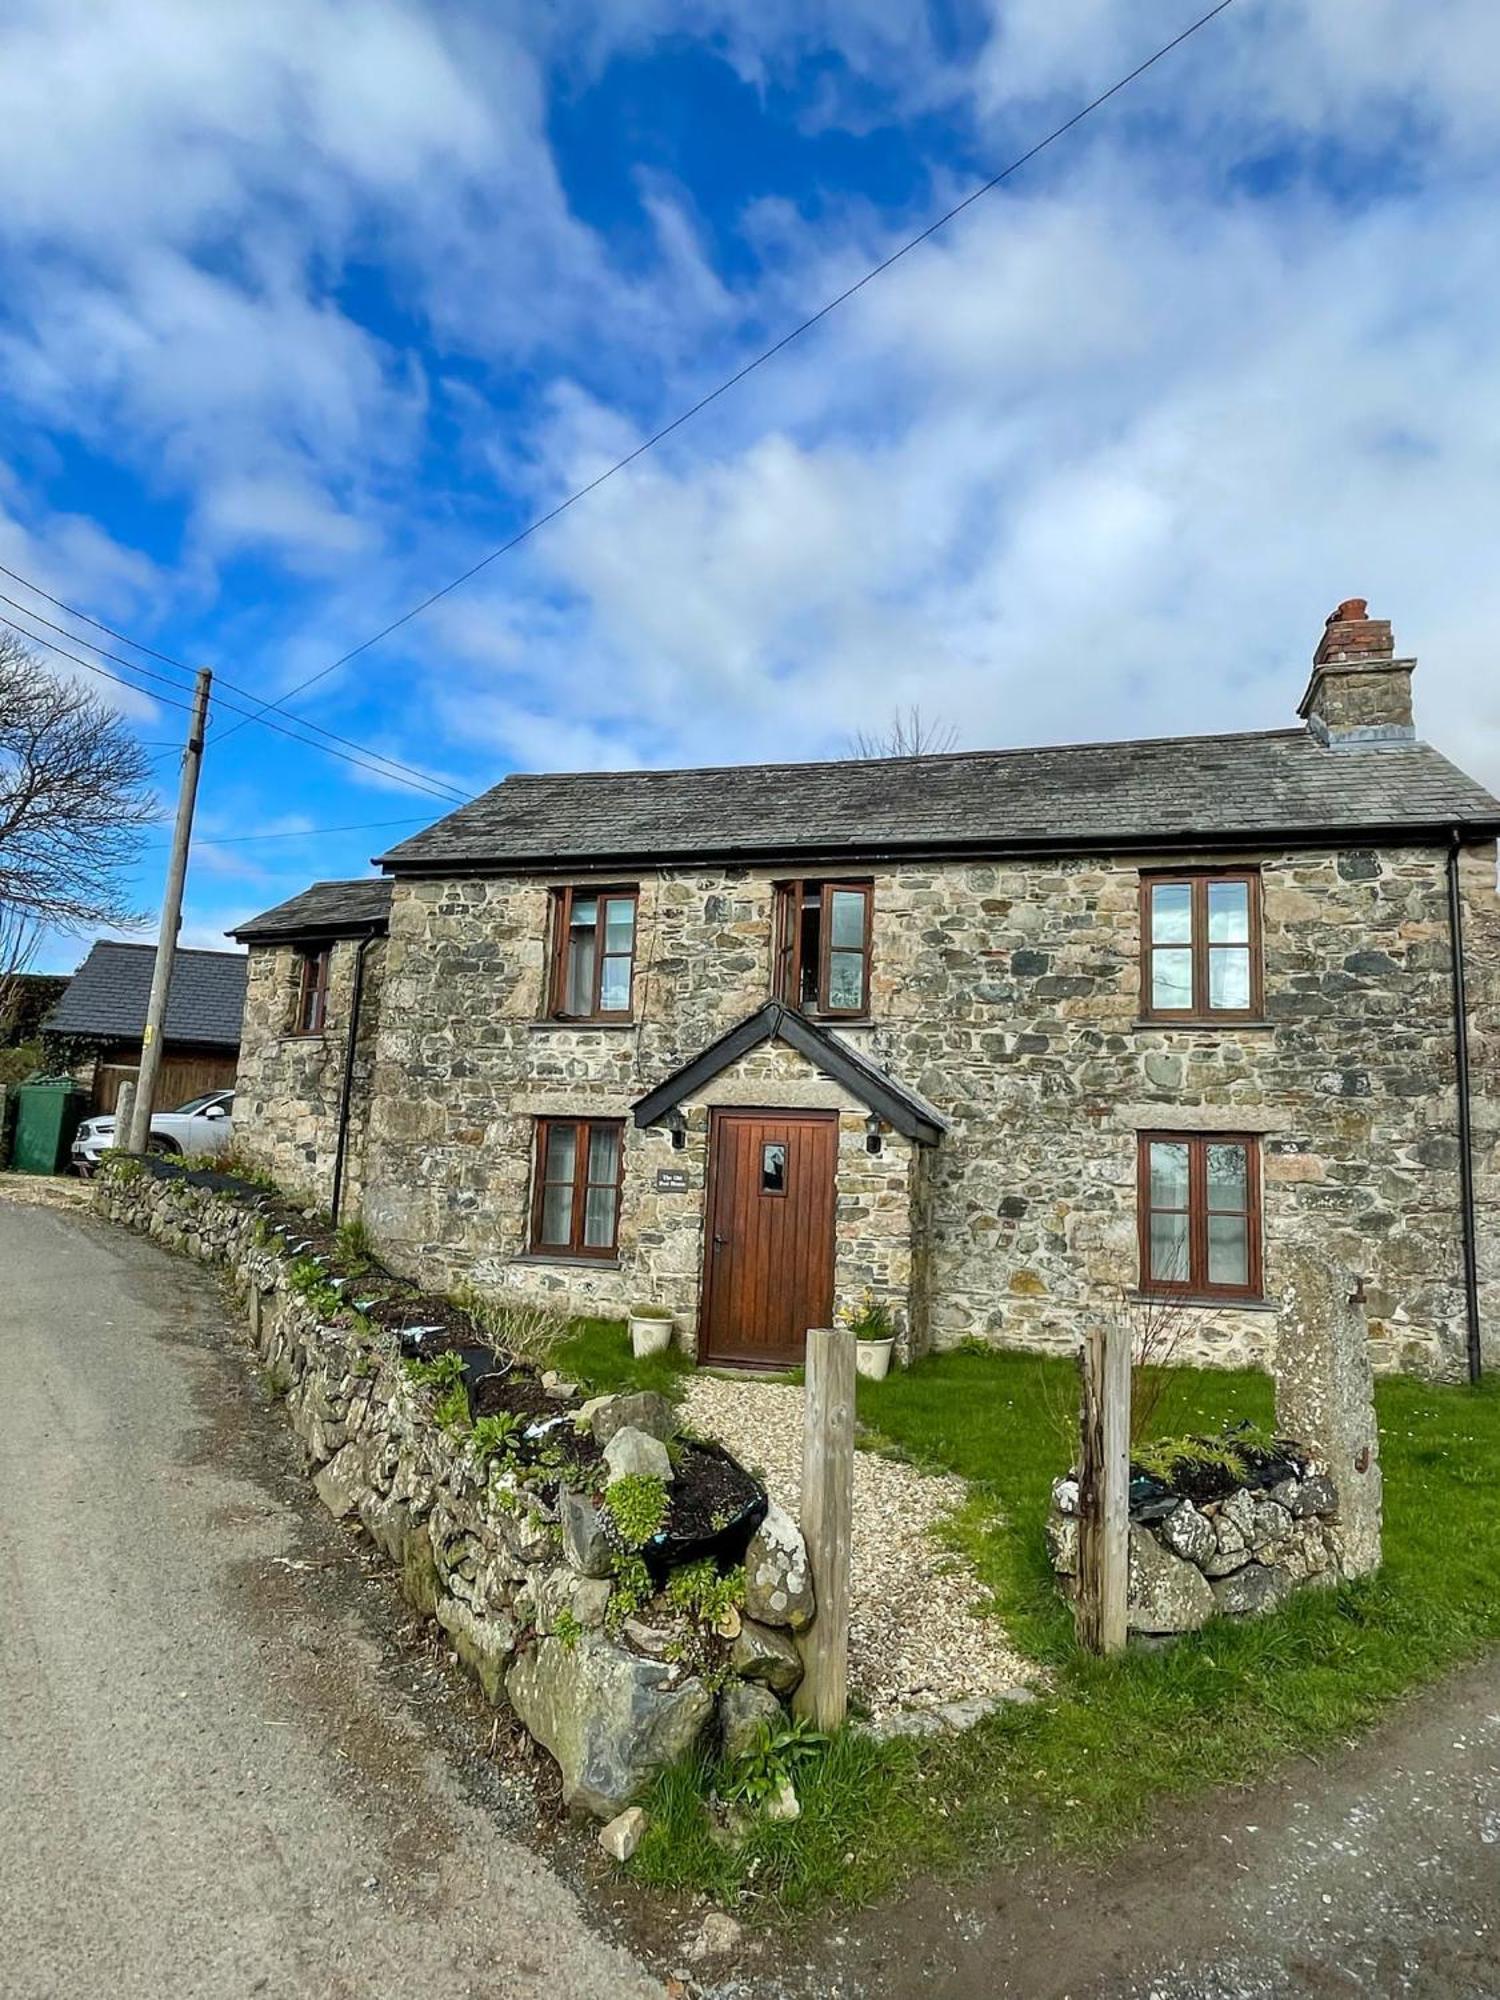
[529,1116,624,1259]
[1136,1131,1264,1302]
[546,885,638,1022]
[292,946,331,1035]
[772,878,874,1019]
[1140,869,1263,1022]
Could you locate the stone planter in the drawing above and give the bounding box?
[855,1335,896,1380]
[629,1311,675,1359]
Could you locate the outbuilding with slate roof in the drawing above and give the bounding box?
[45,941,247,1113]
[228,602,1500,1381]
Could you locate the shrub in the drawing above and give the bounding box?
[603,1473,669,1548]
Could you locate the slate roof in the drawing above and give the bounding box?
[46,943,247,1047]
[229,878,393,943]
[632,1003,949,1146]
[375,729,1500,873]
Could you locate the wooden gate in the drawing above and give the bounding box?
[699,1108,837,1368]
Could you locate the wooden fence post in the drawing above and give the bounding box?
[795,1323,855,1730]
[1076,1323,1131,1655]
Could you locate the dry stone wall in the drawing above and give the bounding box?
[95,1161,818,1820]
[342,843,1498,1378]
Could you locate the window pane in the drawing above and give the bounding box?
[1206,1142,1248,1212]
[1150,882,1192,944]
[587,1124,620,1188]
[603,897,635,955]
[1149,1140,1190,1209]
[1207,879,1250,943]
[544,1123,576,1187]
[1207,1214,1249,1286]
[827,949,866,1011]
[1150,1211,1190,1283]
[1209,947,1251,1011]
[565,934,596,1014]
[1152,947,1193,1010]
[829,889,866,949]
[540,1182,574,1245]
[599,955,630,1012]
[762,1142,786,1193]
[583,1184,616,1247]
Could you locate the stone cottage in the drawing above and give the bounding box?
[230,603,1500,1380]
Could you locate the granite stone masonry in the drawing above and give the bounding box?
[94,1161,815,1820]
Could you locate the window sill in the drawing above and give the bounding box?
[528,1018,637,1033]
[278,1031,330,1044]
[1132,1018,1275,1032]
[1126,1290,1277,1313]
[514,1252,622,1270]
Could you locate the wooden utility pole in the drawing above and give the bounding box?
[794,1324,855,1730]
[126,668,212,1154]
[1076,1323,1131,1654]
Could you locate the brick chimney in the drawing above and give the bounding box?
[1298,599,1416,748]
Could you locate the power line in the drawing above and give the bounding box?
[0,608,468,804]
[141,814,428,848]
[0,558,200,681]
[0,570,469,804]
[215,0,1239,739]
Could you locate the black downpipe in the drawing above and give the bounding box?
[330,931,376,1226]
[1446,834,1483,1383]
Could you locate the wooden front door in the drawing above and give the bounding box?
[700,1109,837,1368]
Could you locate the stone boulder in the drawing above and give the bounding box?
[719,1680,784,1761]
[506,1633,713,1818]
[729,1619,804,1694]
[436,1595,517,1704]
[560,1486,613,1577]
[1159,1500,1216,1567]
[1210,1562,1294,1618]
[743,1500,815,1632]
[1127,1525,1215,1635]
[586,1391,678,1447]
[603,1426,673,1484]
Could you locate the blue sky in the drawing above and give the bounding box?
[3,0,1498,971]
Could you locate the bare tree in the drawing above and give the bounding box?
[848,705,958,759]
[0,633,156,1020]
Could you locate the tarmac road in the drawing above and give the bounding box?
[0,1193,661,2000]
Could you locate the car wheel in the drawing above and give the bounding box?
[146,1137,179,1156]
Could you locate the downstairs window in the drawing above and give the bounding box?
[530,1118,623,1258]
[1138,1132,1262,1300]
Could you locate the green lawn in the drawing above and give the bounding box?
[552,1315,695,1401]
[633,1346,1500,1915]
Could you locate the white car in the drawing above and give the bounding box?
[71,1089,235,1172]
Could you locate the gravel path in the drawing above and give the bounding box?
[681,1375,1034,1719]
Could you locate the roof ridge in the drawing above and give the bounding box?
[492,726,1312,790]
[90,940,246,960]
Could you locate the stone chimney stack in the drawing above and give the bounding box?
[1298,598,1416,748]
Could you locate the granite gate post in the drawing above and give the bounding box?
[1274,1249,1383,1577]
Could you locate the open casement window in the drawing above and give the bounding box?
[530,1118,624,1258]
[1141,871,1262,1020]
[772,880,873,1018]
[293,947,331,1034]
[547,886,637,1020]
[1138,1133,1263,1300]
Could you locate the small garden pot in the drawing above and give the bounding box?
[855,1335,897,1380]
[629,1312,674,1359]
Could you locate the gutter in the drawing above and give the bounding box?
[1446,832,1483,1383]
[330,930,379,1226]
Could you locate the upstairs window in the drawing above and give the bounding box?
[530,1117,623,1258]
[293,947,331,1034]
[548,886,637,1020]
[773,880,872,1018]
[1142,871,1261,1020]
[1138,1133,1262,1300]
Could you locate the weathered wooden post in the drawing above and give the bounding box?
[1075,1322,1131,1654]
[795,1323,855,1729]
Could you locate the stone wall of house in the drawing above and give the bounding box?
[94,1161,818,1820]
[351,837,1498,1379]
[233,937,386,1213]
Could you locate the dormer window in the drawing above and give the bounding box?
[1141,871,1261,1021]
[548,886,637,1020]
[773,879,872,1018]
